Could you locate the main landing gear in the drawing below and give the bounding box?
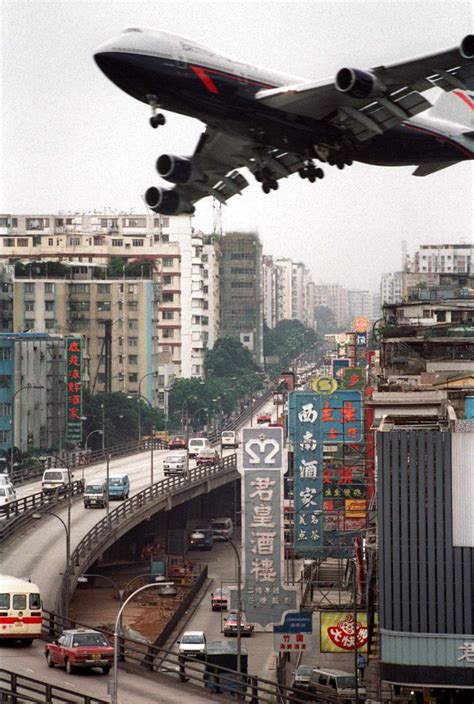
[254,168,279,194]
[298,162,324,182]
[146,93,166,129]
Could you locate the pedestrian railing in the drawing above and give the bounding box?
[0,668,108,704]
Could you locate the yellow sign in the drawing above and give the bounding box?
[353,316,369,333]
[320,612,368,653]
[154,430,169,441]
[345,499,367,519]
[310,376,338,394]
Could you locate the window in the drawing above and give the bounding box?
[128,285,137,294]
[66,218,72,225]
[48,238,53,246]
[69,237,80,246]
[123,218,146,227]
[132,239,144,247]
[128,337,138,347]
[45,320,56,330]
[70,284,89,293]
[13,594,27,610]
[127,301,138,311]
[55,218,63,226]
[161,217,169,227]
[45,283,54,294]
[162,293,174,303]
[17,238,28,247]
[100,219,108,228]
[128,355,138,365]
[97,301,111,311]
[0,218,8,227]
[26,218,49,230]
[128,319,138,330]
[24,283,35,293]
[12,218,17,227]
[0,429,11,442]
[0,402,11,416]
[69,300,89,311]
[24,301,34,312]
[153,218,160,227]
[0,593,9,609]
[45,301,55,312]
[3,238,14,247]
[162,329,174,338]
[112,239,123,247]
[0,348,11,361]
[24,319,35,329]
[163,257,174,267]
[161,234,169,243]
[128,373,138,383]
[29,593,41,609]
[97,284,110,294]
[162,311,174,320]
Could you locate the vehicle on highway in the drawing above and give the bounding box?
[309,668,365,702]
[211,517,233,541]
[273,393,284,405]
[83,478,108,509]
[41,468,72,495]
[223,611,254,637]
[45,628,114,674]
[221,430,239,449]
[188,437,211,458]
[195,448,220,466]
[0,474,12,486]
[168,435,187,450]
[107,473,130,500]
[178,630,207,658]
[0,575,42,644]
[163,454,186,476]
[211,587,230,611]
[256,413,272,424]
[292,664,314,688]
[0,484,16,512]
[189,527,214,550]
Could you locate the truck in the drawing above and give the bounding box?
[202,641,249,696]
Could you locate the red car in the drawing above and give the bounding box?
[45,628,114,675]
[168,435,187,450]
[223,611,254,637]
[195,448,220,466]
[257,413,272,424]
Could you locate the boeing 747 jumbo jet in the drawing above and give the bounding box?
[94,28,474,215]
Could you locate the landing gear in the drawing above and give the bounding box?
[299,162,324,182]
[261,178,278,194]
[150,113,166,128]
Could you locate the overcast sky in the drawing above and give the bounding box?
[2,0,473,290]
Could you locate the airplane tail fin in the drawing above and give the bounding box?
[429,88,474,128]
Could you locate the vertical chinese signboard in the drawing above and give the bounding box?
[236,428,297,627]
[65,337,83,443]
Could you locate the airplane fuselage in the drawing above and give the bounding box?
[95,27,473,168]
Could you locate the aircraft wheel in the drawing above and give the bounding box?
[308,174,316,183]
[336,160,345,170]
[262,183,271,194]
[346,158,353,166]
[270,179,278,190]
[254,171,263,182]
[315,168,324,179]
[328,157,335,166]
[298,168,306,179]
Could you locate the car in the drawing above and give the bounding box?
[221,430,239,449]
[83,478,108,508]
[223,611,254,637]
[211,517,233,541]
[107,473,130,500]
[178,630,206,658]
[163,454,186,476]
[293,665,314,688]
[41,468,73,495]
[188,437,210,458]
[44,628,114,674]
[196,448,220,466]
[168,435,187,450]
[211,587,230,611]
[256,413,272,424]
[0,484,16,512]
[189,528,214,550]
[0,474,13,486]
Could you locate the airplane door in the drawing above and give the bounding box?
[176,40,188,69]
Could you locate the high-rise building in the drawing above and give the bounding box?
[219,232,263,366]
[262,255,277,328]
[380,271,403,305]
[313,284,350,329]
[406,243,474,275]
[348,289,381,324]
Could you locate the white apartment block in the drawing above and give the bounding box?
[380,271,403,304]
[262,255,276,328]
[313,284,349,329]
[348,290,381,324]
[275,258,293,322]
[406,243,474,275]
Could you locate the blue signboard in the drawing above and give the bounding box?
[321,390,363,444]
[274,611,313,634]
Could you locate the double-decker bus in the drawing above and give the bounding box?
[0,574,42,644]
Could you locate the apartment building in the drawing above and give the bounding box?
[262,255,277,328]
[380,271,403,305]
[313,283,349,329]
[348,289,381,324]
[406,243,473,275]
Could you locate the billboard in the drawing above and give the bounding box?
[320,611,368,653]
[65,337,83,443]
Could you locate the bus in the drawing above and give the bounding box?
[0,575,42,644]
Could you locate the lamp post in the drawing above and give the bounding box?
[212,396,224,458]
[138,371,158,447]
[181,397,197,478]
[111,581,174,704]
[10,384,43,481]
[83,429,103,482]
[192,406,208,433]
[32,508,71,619]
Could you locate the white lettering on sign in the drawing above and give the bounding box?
[458,642,474,662]
[251,558,277,583]
[249,477,276,501]
[299,431,317,452]
[251,505,275,528]
[298,403,318,423]
[300,486,318,506]
[251,531,277,555]
[299,458,318,478]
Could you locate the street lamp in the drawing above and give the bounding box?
[212,396,224,458]
[192,406,209,432]
[111,581,174,704]
[138,371,158,446]
[32,509,71,618]
[10,384,43,480]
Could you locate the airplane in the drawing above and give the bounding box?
[94,28,474,215]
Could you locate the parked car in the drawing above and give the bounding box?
[309,668,366,702]
[44,628,114,674]
[163,454,186,476]
[168,435,187,450]
[196,449,220,467]
[0,474,12,486]
[178,630,207,658]
[0,484,16,512]
[189,528,214,550]
[293,665,314,688]
[256,413,271,424]
[188,437,210,458]
[211,517,233,541]
[211,587,230,611]
[83,478,108,509]
[223,611,254,637]
[41,468,72,495]
[107,473,130,500]
[221,430,239,449]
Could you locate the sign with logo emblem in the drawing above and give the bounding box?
[242,428,283,470]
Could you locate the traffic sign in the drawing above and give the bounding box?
[242,428,283,470]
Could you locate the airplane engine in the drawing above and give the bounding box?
[144,186,195,215]
[335,68,384,99]
[460,34,474,59]
[156,154,195,184]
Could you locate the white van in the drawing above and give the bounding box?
[0,484,16,512]
[41,468,72,495]
[309,668,365,702]
[211,517,233,541]
[221,431,239,449]
[83,478,108,508]
[188,437,210,458]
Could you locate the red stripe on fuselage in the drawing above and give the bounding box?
[453,90,474,110]
[403,123,473,160]
[190,65,219,94]
[190,63,275,90]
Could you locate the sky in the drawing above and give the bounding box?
[2,0,473,291]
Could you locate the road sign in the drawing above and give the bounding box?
[273,611,313,652]
[242,428,283,470]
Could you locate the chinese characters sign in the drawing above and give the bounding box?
[320,612,368,653]
[236,428,297,627]
[65,337,83,443]
[320,391,363,444]
[273,611,313,652]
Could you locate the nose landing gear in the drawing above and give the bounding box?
[146,94,166,129]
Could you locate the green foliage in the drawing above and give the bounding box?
[264,320,320,367]
[313,306,340,335]
[204,337,258,378]
[13,260,69,278]
[106,256,155,278]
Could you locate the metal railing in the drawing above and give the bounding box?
[0,668,107,704]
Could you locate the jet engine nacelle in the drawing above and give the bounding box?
[144,186,195,216]
[460,34,474,59]
[335,68,384,99]
[156,154,196,185]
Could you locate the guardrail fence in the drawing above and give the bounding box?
[0,668,108,704]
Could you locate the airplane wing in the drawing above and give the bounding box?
[256,38,474,141]
[147,126,309,213]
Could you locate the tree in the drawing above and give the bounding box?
[204,337,259,378]
[264,320,320,368]
[314,306,340,335]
